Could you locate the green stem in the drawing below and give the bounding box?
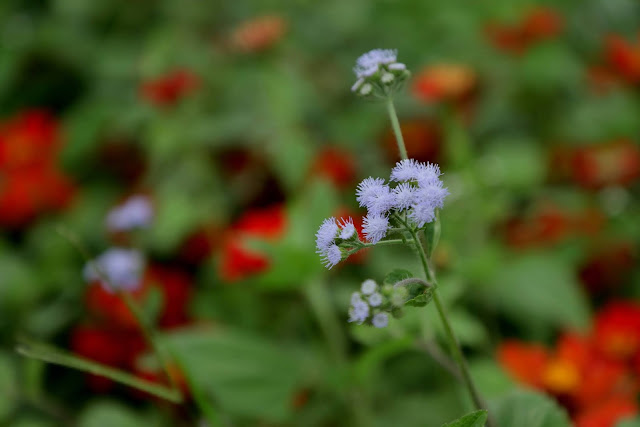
[16,340,182,403]
[361,238,411,247]
[408,228,488,417]
[386,97,408,160]
[120,292,178,392]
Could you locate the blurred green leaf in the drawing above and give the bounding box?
[482,253,590,331]
[167,327,305,423]
[442,410,488,427]
[0,352,17,422]
[492,390,571,427]
[617,418,640,427]
[384,269,414,286]
[78,401,146,427]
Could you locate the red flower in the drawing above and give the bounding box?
[310,147,357,190]
[485,7,563,54]
[574,397,638,427]
[228,15,287,53]
[70,325,146,392]
[571,140,640,189]
[219,205,287,282]
[498,340,549,389]
[579,243,636,295]
[140,69,200,107]
[0,110,59,170]
[593,302,640,361]
[381,119,441,163]
[605,34,640,84]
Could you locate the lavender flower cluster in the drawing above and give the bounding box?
[349,279,389,328]
[351,49,410,97]
[359,159,448,243]
[315,159,448,269]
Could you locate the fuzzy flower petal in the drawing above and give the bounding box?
[316,217,339,252]
[393,183,417,210]
[354,49,398,78]
[321,244,342,269]
[339,217,357,240]
[391,159,441,186]
[362,214,390,244]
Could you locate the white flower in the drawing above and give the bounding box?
[348,299,370,324]
[316,217,339,253]
[359,83,373,96]
[381,72,394,83]
[321,244,342,269]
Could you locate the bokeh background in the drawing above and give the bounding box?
[1,0,640,426]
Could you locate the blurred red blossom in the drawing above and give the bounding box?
[382,119,441,163]
[0,110,76,228]
[485,7,564,54]
[310,146,357,189]
[140,69,200,107]
[219,204,287,282]
[412,64,477,104]
[579,242,636,295]
[499,301,640,425]
[502,202,604,249]
[228,15,287,53]
[605,34,640,85]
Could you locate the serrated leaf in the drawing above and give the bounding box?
[384,269,413,286]
[441,410,488,427]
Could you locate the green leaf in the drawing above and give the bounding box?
[78,401,146,427]
[482,254,590,331]
[166,327,305,423]
[442,410,488,427]
[423,213,441,258]
[384,269,414,286]
[493,390,571,427]
[405,284,434,308]
[0,352,17,422]
[617,419,640,427]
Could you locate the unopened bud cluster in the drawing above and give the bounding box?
[351,49,410,98]
[348,279,409,328]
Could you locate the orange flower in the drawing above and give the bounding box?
[498,340,549,389]
[412,64,476,103]
[605,34,640,84]
[229,15,287,53]
[140,69,200,107]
